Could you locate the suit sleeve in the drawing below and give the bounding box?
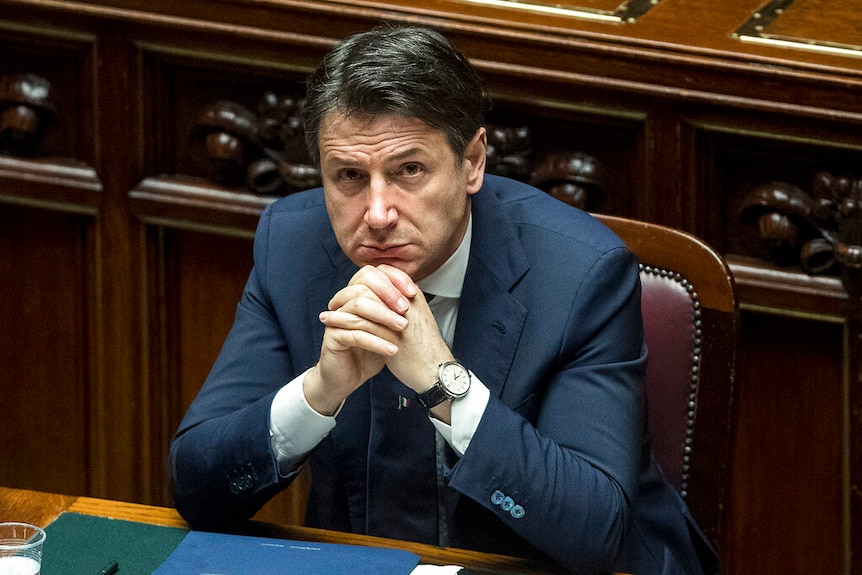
[169,206,298,528]
[446,245,647,573]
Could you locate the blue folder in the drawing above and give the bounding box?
[151,530,420,575]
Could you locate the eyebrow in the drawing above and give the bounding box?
[323,146,427,168]
[390,147,425,162]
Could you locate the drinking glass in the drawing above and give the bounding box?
[0,523,45,575]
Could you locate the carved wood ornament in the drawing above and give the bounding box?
[741,172,862,300]
[0,73,56,157]
[530,150,609,212]
[188,92,320,196]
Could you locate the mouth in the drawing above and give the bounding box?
[358,243,411,262]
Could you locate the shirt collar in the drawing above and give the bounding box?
[417,214,472,299]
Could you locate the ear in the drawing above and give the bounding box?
[463,127,486,196]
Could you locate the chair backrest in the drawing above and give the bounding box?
[594,214,738,552]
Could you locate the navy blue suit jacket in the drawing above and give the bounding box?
[171,175,718,574]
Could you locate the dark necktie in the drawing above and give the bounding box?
[365,368,440,545]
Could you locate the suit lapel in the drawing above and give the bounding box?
[307,233,358,352]
[453,185,529,399]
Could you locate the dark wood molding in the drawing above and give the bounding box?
[0,156,101,214]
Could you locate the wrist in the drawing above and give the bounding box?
[415,360,471,409]
[303,365,344,416]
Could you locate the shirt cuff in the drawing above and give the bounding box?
[430,371,490,456]
[269,368,337,473]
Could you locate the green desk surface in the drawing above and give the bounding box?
[42,512,187,575]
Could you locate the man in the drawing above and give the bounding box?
[170,26,718,574]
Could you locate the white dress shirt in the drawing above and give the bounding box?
[269,216,491,475]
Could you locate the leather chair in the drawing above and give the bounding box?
[594,214,738,555]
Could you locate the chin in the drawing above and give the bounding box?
[350,256,416,277]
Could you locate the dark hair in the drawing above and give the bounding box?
[302,26,489,165]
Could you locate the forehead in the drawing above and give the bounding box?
[318,113,450,163]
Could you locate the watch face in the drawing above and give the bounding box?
[440,362,470,397]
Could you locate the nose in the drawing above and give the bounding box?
[364,176,397,229]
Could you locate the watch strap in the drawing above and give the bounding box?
[415,383,450,409]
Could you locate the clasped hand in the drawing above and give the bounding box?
[303,264,453,416]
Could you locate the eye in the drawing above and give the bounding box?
[396,163,424,177]
[328,168,367,195]
[339,168,365,182]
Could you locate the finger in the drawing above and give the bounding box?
[321,302,408,335]
[328,283,383,312]
[376,264,419,299]
[320,319,399,356]
[346,265,411,314]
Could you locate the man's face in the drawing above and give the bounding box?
[319,113,486,281]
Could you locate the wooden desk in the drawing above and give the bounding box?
[0,486,562,574]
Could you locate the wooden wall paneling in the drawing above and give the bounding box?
[478,64,651,217]
[128,176,271,235]
[679,110,712,244]
[728,310,849,574]
[85,32,153,503]
[143,224,172,507]
[478,63,690,227]
[685,106,862,257]
[0,28,101,213]
[719,138,862,264]
[700,113,862,574]
[843,308,862,573]
[168,229,253,440]
[0,157,102,215]
[148,227,257,507]
[139,51,309,181]
[0,204,92,496]
[493,105,645,214]
[853,311,862,575]
[0,27,98,163]
[642,99,685,228]
[730,263,860,575]
[454,31,862,125]
[0,24,103,500]
[0,20,147,505]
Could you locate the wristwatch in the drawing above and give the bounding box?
[415,361,471,409]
